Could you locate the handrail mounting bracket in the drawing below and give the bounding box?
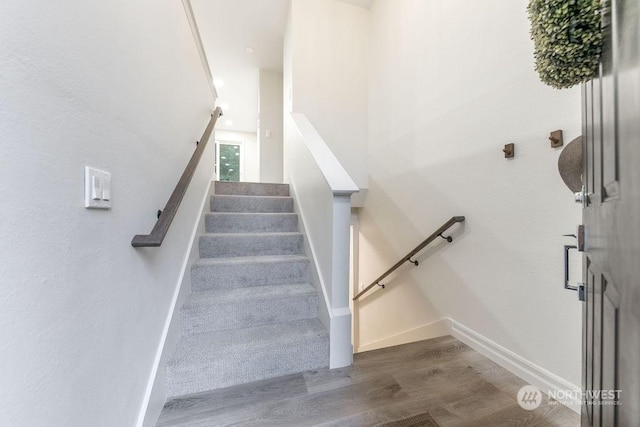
[438,233,453,243]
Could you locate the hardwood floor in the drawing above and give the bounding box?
[157,336,578,426]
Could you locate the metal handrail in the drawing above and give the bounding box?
[131,107,222,247]
[353,216,465,300]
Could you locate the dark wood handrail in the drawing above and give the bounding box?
[353,216,465,300]
[132,107,222,247]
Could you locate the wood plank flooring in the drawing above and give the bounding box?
[157,336,579,426]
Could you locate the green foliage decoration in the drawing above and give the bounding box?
[527,0,603,89]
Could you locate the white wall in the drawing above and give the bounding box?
[288,0,369,190]
[0,1,214,425]
[358,0,583,387]
[215,130,260,183]
[258,69,284,183]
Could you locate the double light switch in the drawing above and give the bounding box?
[85,166,112,209]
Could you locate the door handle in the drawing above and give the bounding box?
[564,244,586,301]
[564,245,578,291]
[574,186,592,207]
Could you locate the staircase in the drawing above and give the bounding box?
[165,181,329,398]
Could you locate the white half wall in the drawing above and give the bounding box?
[0,0,214,425]
[284,113,359,368]
[357,0,583,388]
[215,130,260,183]
[259,69,284,183]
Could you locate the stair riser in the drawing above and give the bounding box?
[199,234,303,258]
[211,196,293,213]
[215,181,290,197]
[180,294,319,336]
[166,338,328,397]
[205,213,298,233]
[191,259,310,291]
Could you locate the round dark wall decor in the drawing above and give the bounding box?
[558,136,583,193]
[527,0,604,89]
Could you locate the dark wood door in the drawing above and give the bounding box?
[581,0,640,425]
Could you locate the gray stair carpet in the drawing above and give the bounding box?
[165,181,329,398]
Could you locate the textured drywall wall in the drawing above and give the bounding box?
[358,0,582,386]
[259,70,284,183]
[0,0,213,425]
[216,130,260,183]
[289,0,369,190]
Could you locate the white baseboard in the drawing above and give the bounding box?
[450,320,581,414]
[136,178,215,427]
[329,308,353,369]
[287,181,332,334]
[356,317,580,414]
[356,319,452,353]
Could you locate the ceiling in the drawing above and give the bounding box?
[191,0,291,133]
[191,0,372,134]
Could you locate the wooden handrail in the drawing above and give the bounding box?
[353,216,465,300]
[131,107,222,247]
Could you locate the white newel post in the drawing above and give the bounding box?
[329,193,356,368]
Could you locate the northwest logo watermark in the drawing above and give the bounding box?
[517,385,542,410]
[517,386,622,411]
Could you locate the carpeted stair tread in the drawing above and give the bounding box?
[166,319,329,396]
[170,319,328,358]
[180,284,319,335]
[192,254,308,266]
[205,212,298,233]
[165,181,330,397]
[191,255,310,291]
[199,232,303,258]
[169,319,328,364]
[214,181,290,197]
[211,195,293,213]
[183,283,317,307]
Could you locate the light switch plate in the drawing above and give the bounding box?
[85,166,112,209]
